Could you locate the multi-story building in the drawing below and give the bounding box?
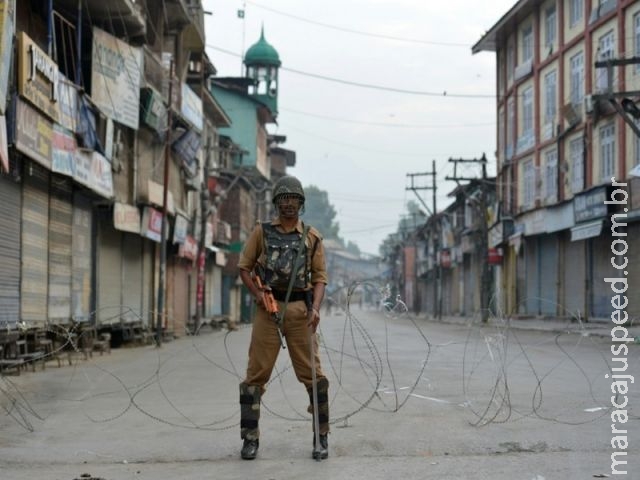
[473,0,640,320]
[0,1,293,351]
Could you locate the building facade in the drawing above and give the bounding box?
[474,0,640,320]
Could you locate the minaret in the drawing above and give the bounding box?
[243,26,281,117]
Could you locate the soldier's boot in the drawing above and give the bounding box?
[239,382,261,460]
[307,377,329,459]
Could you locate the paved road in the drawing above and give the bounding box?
[1,309,638,479]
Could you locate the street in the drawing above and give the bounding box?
[1,309,638,480]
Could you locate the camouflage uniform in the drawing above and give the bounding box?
[238,218,330,441]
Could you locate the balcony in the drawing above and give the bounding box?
[55,0,145,38]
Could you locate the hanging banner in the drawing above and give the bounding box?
[91,27,142,129]
[114,202,141,234]
[52,124,77,176]
[17,31,60,122]
[74,149,114,199]
[15,98,52,169]
[141,206,163,243]
[181,83,203,131]
[173,213,189,244]
[0,115,8,173]
[0,0,15,114]
[57,74,78,132]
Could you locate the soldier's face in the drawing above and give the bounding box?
[276,194,303,218]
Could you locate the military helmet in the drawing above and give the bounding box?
[272,175,305,203]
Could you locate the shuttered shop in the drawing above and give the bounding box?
[562,234,585,319]
[591,231,617,319]
[122,232,143,317]
[97,209,121,321]
[72,194,93,322]
[627,223,640,319]
[21,164,50,324]
[48,177,72,322]
[539,235,559,316]
[0,174,21,326]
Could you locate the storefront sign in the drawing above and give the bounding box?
[57,74,78,132]
[172,129,201,177]
[0,0,16,114]
[114,202,141,234]
[140,87,167,136]
[147,179,175,215]
[0,115,8,172]
[15,98,52,169]
[570,219,603,242]
[74,149,114,199]
[17,31,60,122]
[544,202,574,233]
[141,206,163,243]
[91,27,142,129]
[488,247,503,265]
[181,83,203,131]
[51,124,76,176]
[179,235,198,260]
[573,186,608,223]
[173,213,189,244]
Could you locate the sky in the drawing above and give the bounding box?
[204,0,517,256]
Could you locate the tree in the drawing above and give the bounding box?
[302,185,341,239]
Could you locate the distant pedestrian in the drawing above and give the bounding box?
[237,175,330,460]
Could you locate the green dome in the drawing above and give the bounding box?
[244,27,281,67]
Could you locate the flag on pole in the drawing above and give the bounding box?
[237,9,245,18]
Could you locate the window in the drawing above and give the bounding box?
[507,97,515,159]
[545,150,558,202]
[544,70,557,125]
[507,42,515,83]
[570,137,584,193]
[516,87,533,152]
[498,110,505,160]
[600,121,615,180]
[570,0,583,27]
[522,25,533,63]
[523,159,535,208]
[635,119,640,165]
[634,13,640,75]
[596,31,615,92]
[570,51,585,108]
[545,5,557,49]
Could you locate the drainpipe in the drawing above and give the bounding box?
[76,0,82,85]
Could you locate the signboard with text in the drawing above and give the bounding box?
[91,27,142,129]
[114,202,141,234]
[573,186,608,223]
[0,0,16,114]
[17,31,60,122]
[15,98,52,169]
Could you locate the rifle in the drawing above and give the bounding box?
[254,274,287,349]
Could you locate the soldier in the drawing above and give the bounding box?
[237,175,330,460]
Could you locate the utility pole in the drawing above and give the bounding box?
[156,59,174,346]
[406,162,438,318]
[446,154,490,323]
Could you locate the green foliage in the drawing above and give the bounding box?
[302,185,341,239]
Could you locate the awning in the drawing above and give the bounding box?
[570,220,603,242]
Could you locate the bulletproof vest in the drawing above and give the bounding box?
[262,223,309,290]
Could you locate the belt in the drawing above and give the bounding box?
[271,290,308,302]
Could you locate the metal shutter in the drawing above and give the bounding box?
[0,174,21,327]
[21,164,49,325]
[563,234,586,320]
[71,194,93,322]
[539,235,559,316]
[122,233,143,319]
[48,177,72,322]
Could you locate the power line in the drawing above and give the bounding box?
[244,0,470,48]
[281,106,494,129]
[207,44,496,98]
